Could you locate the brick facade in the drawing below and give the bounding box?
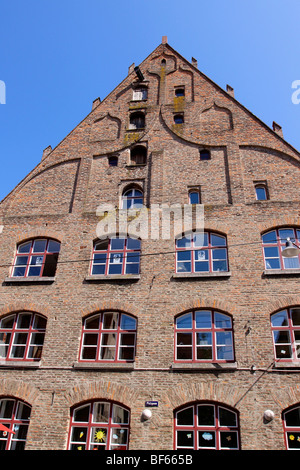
[0,39,300,450]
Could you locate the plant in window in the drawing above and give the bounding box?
[91,237,141,276]
[175,231,228,274]
[80,311,137,362]
[262,227,300,270]
[0,312,46,361]
[68,400,130,450]
[174,402,240,450]
[175,310,234,362]
[12,238,61,278]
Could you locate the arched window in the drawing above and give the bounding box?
[271,307,300,362]
[0,398,31,450]
[12,238,61,278]
[175,310,234,363]
[175,231,228,274]
[68,400,130,450]
[91,237,141,276]
[122,188,144,209]
[188,189,201,204]
[262,227,300,270]
[79,311,137,362]
[283,405,300,450]
[129,111,145,130]
[130,146,147,165]
[0,312,47,361]
[174,402,240,450]
[255,183,268,200]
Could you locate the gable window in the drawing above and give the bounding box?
[129,111,145,130]
[188,189,201,204]
[271,307,300,362]
[0,312,46,361]
[262,228,300,270]
[68,400,130,450]
[130,146,147,166]
[175,231,228,274]
[199,149,211,160]
[91,237,141,276]
[108,156,118,167]
[132,87,147,101]
[174,114,184,124]
[174,402,240,450]
[12,238,60,278]
[122,188,144,209]
[79,311,137,362]
[0,398,31,450]
[255,182,268,200]
[283,405,300,450]
[175,310,234,362]
[175,87,185,97]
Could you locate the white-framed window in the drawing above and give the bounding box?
[11,238,60,278]
[262,227,300,270]
[283,405,300,450]
[91,237,141,276]
[132,87,147,101]
[0,398,31,450]
[271,307,300,362]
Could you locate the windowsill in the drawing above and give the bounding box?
[73,361,135,371]
[125,164,147,168]
[171,362,237,371]
[4,276,55,283]
[85,274,140,282]
[172,271,231,279]
[263,269,300,276]
[0,360,41,369]
[273,361,300,369]
[126,128,145,132]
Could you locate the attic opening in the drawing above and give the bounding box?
[129,111,145,130]
[130,145,147,166]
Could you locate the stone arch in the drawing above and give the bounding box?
[0,378,40,407]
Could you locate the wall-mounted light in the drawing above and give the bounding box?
[282,238,300,258]
[141,409,152,420]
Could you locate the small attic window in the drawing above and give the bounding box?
[199,149,211,160]
[161,59,166,66]
[129,111,145,130]
[175,87,185,97]
[174,114,184,124]
[254,182,269,200]
[130,145,147,165]
[132,87,148,101]
[108,156,118,167]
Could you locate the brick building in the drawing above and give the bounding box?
[0,37,300,451]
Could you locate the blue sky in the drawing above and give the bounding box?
[0,0,300,201]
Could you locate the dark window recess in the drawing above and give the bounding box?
[130,146,147,165]
[175,88,185,97]
[108,156,118,167]
[129,112,145,130]
[174,114,184,124]
[42,253,59,277]
[199,149,211,160]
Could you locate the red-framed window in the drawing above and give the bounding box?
[175,310,234,363]
[11,238,61,278]
[91,237,141,276]
[175,231,228,274]
[174,402,240,450]
[262,227,300,270]
[0,312,47,361]
[0,398,31,450]
[283,405,300,450]
[68,400,130,450]
[79,311,137,362]
[271,307,300,362]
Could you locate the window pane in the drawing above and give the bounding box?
[32,239,46,253]
[120,315,136,330]
[193,232,206,247]
[110,238,125,250]
[217,345,234,360]
[85,315,100,329]
[127,238,141,250]
[275,344,292,359]
[112,405,129,424]
[16,402,31,420]
[177,251,191,261]
[176,236,191,248]
[198,431,216,448]
[177,332,192,345]
[73,404,90,422]
[93,402,110,423]
[176,313,192,329]
[0,315,15,329]
[17,314,31,329]
[0,333,11,358]
[195,311,211,328]
[273,330,290,344]
[196,332,212,345]
[125,263,139,274]
[220,431,238,449]
[285,407,300,427]
[219,407,237,426]
[47,240,60,253]
[211,234,226,246]
[18,242,31,254]
[194,250,208,261]
[176,406,194,426]
[286,432,300,449]
[291,308,300,326]
[103,312,118,330]
[215,313,231,329]
[283,256,300,269]
[14,256,28,266]
[0,400,14,419]
[264,246,279,258]
[90,427,107,445]
[111,428,128,446]
[100,347,116,360]
[92,263,106,275]
[255,186,267,200]
[197,405,215,426]
[177,261,191,272]
[177,347,192,360]
[189,192,199,204]
[271,310,288,327]
[177,430,194,448]
[119,347,135,361]
[196,347,212,360]
[279,228,295,242]
[265,258,281,270]
[262,231,277,244]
